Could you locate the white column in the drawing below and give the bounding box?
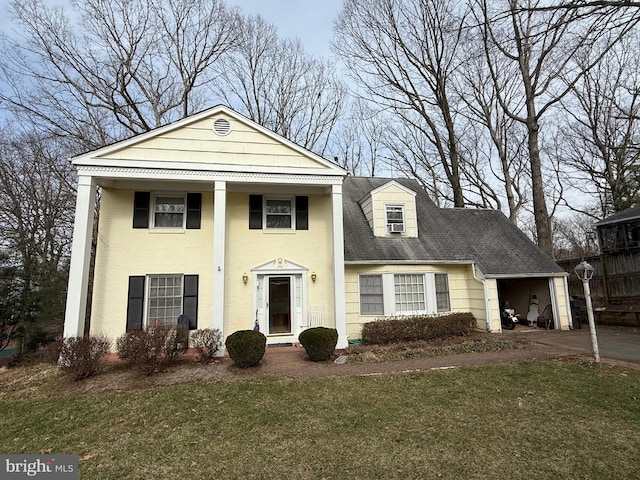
[212,181,226,336]
[331,183,348,348]
[63,175,97,338]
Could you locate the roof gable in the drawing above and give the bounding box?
[71,105,346,176]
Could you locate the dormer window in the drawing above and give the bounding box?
[386,205,405,234]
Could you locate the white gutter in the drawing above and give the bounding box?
[472,263,495,333]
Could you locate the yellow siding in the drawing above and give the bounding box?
[553,277,571,330]
[370,183,418,237]
[224,192,335,335]
[486,279,501,331]
[344,264,486,339]
[90,189,214,339]
[97,113,329,170]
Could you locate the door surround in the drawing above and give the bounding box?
[252,258,308,344]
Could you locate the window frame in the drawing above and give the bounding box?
[359,274,385,316]
[394,273,427,314]
[151,193,187,229]
[434,273,451,313]
[263,196,295,230]
[146,274,184,326]
[385,204,405,234]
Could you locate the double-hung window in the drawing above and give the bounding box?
[133,192,201,230]
[359,275,384,315]
[153,195,186,228]
[147,275,183,326]
[435,273,451,312]
[265,198,293,229]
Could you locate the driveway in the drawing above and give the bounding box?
[520,325,640,363]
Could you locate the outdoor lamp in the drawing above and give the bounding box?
[311,271,317,282]
[574,260,594,282]
[242,273,248,284]
[574,260,600,363]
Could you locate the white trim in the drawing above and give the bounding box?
[344,260,475,265]
[212,181,226,336]
[487,272,570,279]
[63,176,97,338]
[369,180,417,197]
[332,183,347,348]
[77,165,344,185]
[251,261,308,344]
[75,160,345,178]
[562,276,573,330]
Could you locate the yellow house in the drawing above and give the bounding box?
[63,105,572,349]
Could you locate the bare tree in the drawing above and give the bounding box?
[329,99,390,176]
[0,0,241,150]
[212,15,346,156]
[558,33,640,217]
[474,0,639,254]
[333,0,470,206]
[0,128,76,350]
[456,42,529,222]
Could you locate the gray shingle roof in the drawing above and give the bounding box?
[595,205,640,226]
[343,176,564,276]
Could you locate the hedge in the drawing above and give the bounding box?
[361,312,476,345]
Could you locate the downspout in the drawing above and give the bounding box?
[472,263,493,332]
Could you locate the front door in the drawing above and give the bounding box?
[268,276,291,335]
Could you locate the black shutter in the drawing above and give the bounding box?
[183,275,198,330]
[126,276,145,331]
[133,192,150,229]
[295,196,309,230]
[186,193,202,229]
[249,195,263,229]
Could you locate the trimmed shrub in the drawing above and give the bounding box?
[59,335,111,380]
[116,324,188,375]
[225,330,266,368]
[361,312,477,345]
[162,324,189,360]
[298,327,338,361]
[191,328,223,363]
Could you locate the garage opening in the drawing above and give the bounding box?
[497,278,554,330]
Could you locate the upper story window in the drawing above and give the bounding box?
[133,191,201,230]
[265,198,293,229]
[386,205,405,234]
[249,195,308,231]
[153,195,186,228]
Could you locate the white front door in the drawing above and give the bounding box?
[255,269,304,343]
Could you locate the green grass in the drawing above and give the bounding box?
[1,360,639,479]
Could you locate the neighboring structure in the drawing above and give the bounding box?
[596,205,640,254]
[63,105,572,349]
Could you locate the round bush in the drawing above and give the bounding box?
[225,330,266,368]
[298,327,338,362]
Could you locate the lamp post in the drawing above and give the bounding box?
[574,260,600,364]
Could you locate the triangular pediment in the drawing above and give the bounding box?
[252,258,308,272]
[72,105,346,176]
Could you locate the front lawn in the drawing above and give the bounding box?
[1,360,639,479]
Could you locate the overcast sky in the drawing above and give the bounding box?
[0,0,344,59]
[231,0,344,58]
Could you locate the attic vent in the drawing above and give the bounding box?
[212,118,231,136]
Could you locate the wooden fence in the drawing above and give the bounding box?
[557,253,640,304]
